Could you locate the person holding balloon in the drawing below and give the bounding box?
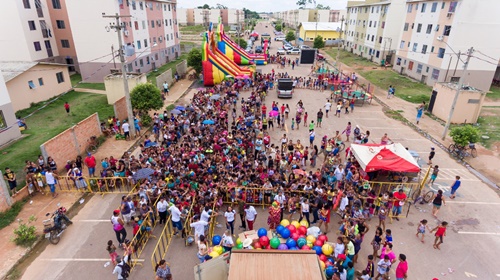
[267,202,281,231]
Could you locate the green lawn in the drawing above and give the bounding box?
[325,48,376,68]
[359,70,432,103]
[70,73,106,91]
[180,25,207,33]
[0,91,114,184]
[147,54,188,85]
[476,107,500,148]
[487,86,500,101]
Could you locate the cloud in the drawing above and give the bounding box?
[177,0,348,12]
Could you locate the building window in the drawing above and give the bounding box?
[371,35,374,42]
[431,46,435,53]
[23,0,30,9]
[431,2,438,12]
[443,25,452,36]
[134,21,139,30]
[379,37,382,44]
[139,1,143,10]
[142,21,146,29]
[412,43,418,52]
[417,64,423,74]
[127,63,133,72]
[52,0,61,9]
[426,66,429,73]
[376,51,380,58]
[56,20,65,29]
[28,20,36,30]
[403,23,409,31]
[449,1,458,12]
[435,24,440,32]
[146,56,150,64]
[421,3,427,12]
[38,78,44,86]
[151,20,155,28]
[40,20,49,38]
[139,59,143,67]
[371,7,374,13]
[144,39,148,48]
[170,19,172,26]
[422,45,428,54]
[442,2,446,9]
[382,21,385,29]
[437,48,445,58]
[369,21,372,27]
[168,4,171,11]
[132,1,136,9]
[400,40,405,49]
[374,21,377,28]
[34,41,42,51]
[396,57,402,66]
[56,72,64,83]
[61,39,70,48]
[409,61,414,70]
[28,80,36,89]
[407,4,413,13]
[137,40,141,49]
[0,111,6,129]
[426,24,432,34]
[416,23,422,33]
[431,69,440,80]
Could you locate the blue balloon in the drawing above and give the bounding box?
[285,238,297,248]
[212,235,222,245]
[289,246,298,250]
[325,266,335,277]
[328,257,335,264]
[313,245,323,255]
[257,228,268,238]
[280,228,291,239]
[276,225,285,235]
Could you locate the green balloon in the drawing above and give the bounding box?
[236,243,243,249]
[270,237,280,249]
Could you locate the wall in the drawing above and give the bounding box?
[113,96,128,122]
[176,60,188,76]
[431,83,486,124]
[7,64,71,111]
[155,69,173,91]
[39,113,101,172]
[177,8,188,25]
[103,73,148,104]
[0,172,13,212]
[0,1,31,61]
[0,75,21,146]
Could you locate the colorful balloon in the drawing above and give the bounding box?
[280,219,290,227]
[297,237,307,248]
[287,225,297,234]
[325,266,335,277]
[209,251,220,258]
[212,235,222,245]
[236,238,242,245]
[322,244,333,256]
[285,238,297,248]
[319,260,326,270]
[213,245,223,255]
[291,220,300,229]
[301,245,310,250]
[317,235,328,243]
[257,228,267,238]
[314,240,324,247]
[253,241,262,249]
[306,235,316,243]
[291,232,300,241]
[319,254,328,262]
[259,235,270,247]
[278,244,289,250]
[299,220,309,228]
[236,243,243,249]
[298,226,308,235]
[280,228,291,239]
[270,237,280,249]
[276,225,285,235]
[313,245,323,255]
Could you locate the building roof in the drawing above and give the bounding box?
[0,61,67,82]
[300,22,342,31]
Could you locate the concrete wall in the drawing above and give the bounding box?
[431,83,486,124]
[155,69,173,91]
[0,74,21,146]
[104,73,148,105]
[7,64,71,111]
[40,113,101,173]
[113,97,128,122]
[0,171,14,212]
[176,60,188,76]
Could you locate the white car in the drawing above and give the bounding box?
[276,48,286,55]
[300,45,310,50]
[283,45,293,51]
[286,48,300,55]
[274,36,286,41]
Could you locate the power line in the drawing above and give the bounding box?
[474,50,498,63]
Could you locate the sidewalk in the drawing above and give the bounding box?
[0,78,193,279]
[324,52,500,187]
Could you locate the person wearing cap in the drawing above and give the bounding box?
[112,251,130,280]
[274,190,286,221]
[111,209,127,246]
[392,189,407,221]
[84,152,96,177]
[428,147,436,165]
[267,201,281,230]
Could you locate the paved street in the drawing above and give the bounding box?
[19,22,500,280]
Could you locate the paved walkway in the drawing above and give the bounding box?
[320,50,500,187]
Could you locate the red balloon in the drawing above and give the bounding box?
[287,225,297,234]
[265,245,271,249]
[325,261,333,267]
[298,226,308,235]
[253,241,262,249]
[259,236,270,247]
[291,232,300,241]
[319,254,328,262]
[314,240,324,247]
[318,235,328,243]
[301,245,311,250]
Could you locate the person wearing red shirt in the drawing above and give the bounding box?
[84,153,96,177]
[64,102,70,114]
[395,254,408,280]
[261,104,267,117]
[392,189,407,221]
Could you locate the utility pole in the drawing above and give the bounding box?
[103,13,135,137]
[336,15,345,71]
[442,46,474,140]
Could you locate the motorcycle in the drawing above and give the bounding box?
[43,205,72,244]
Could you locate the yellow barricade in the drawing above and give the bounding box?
[207,196,218,246]
[51,175,136,194]
[127,213,156,270]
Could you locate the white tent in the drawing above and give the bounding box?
[350,143,420,173]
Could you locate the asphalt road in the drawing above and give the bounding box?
[22,21,500,280]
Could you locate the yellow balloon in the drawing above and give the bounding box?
[209,251,220,258]
[319,260,325,270]
[306,240,313,248]
[306,235,316,243]
[280,219,290,227]
[299,220,309,228]
[213,245,223,255]
[236,238,242,245]
[291,221,300,229]
[322,244,333,256]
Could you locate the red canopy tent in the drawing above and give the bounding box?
[350,143,420,173]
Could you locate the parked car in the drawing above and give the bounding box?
[287,48,300,55]
[300,45,310,50]
[283,45,293,51]
[276,78,294,98]
[255,46,263,53]
[274,36,286,41]
[316,53,326,61]
[276,48,286,55]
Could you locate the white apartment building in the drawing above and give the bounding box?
[275,9,343,29]
[65,0,180,82]
[345,0,407,64]
[0,74,21,146]
[393,0,500,91]
[177,8,243,26]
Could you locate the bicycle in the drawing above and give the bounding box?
[86,135,100,154]
[411,187,434,204]
[448,143,477,160]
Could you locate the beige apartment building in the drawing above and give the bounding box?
[345,0,407,64]
[393,0,500,91]
[177,8,243,26]
[0,74,21,147]
[275,9,343,29]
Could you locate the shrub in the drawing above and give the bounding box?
[13,215,37,247]
[450,125,480,147]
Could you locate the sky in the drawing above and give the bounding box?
[178,0,349,12]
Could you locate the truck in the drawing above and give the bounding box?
[276,78,294,98]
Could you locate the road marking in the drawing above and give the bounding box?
[447,201,500,205]
[41,258,145,262]
[465,271,478,278]
[458,231,500,236]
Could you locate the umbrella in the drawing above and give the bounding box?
[210,94,221,100]
[170,109,182,115]
[293,169,307,176]
[133,168,155,180]
[202,119,215,125]
[269,111,279,117]
[175,105,185,111]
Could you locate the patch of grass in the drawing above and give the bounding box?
[476,107,500,148]
[487,86,500,101]
[0,200,27,230]
[70,73,106,91]
[166,104,176,111]
[147,54,188,85]
[180,41,197,47]
[324,48,376,68]
[359,70,432,103]
[1,91,114,182]
[180,25,206,33]
[384,109,406,122]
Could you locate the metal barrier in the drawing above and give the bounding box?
[52,175,136,194]
[207,196,218,246]
[127,213,156,270]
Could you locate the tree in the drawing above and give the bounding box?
[450,125,480,147]
[296,0,312,9]
[316,4,331,9]
[197,4,211,9]
[286,31,296,42]
[275,24,282,32]
[215,4,227,9]
[313,35,325,49]
[130,84,163,113]
[235,38,247,49]
[187,48,203,74]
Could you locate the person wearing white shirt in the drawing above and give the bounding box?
[298,198,311,226]
[244,205,257,230]
[168,203,183,236]
[156,197,168,225]
[224,206,236,235]
[334,164,345,181]
[324,100,332,118]
[274,191,286,221]
[221,229,234,252]
[339,193,349,212]
[201,205,217,234]
[121,121,130,140]
[190,216,208,242]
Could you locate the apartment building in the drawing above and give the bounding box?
[393,0,500,91]
[0,0,75,70]
[275,9,343,29]
[177,8,244,26]
[345,0,407,64]
[65,0,180,82]
[0,74,21,146]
